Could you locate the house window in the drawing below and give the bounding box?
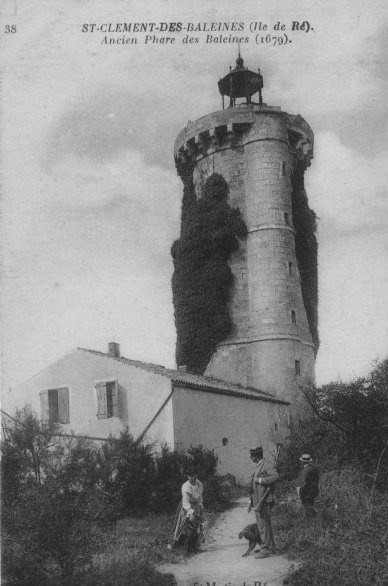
[48,389,59,422]
[222,437,229,446]
[295,360,301,375]
[96,380,119,419]
[40,387,70,423]
[291,310,296,324]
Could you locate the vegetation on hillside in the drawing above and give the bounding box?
[1,407,230,585]
[276,357,388,585]
[3,355,387,585]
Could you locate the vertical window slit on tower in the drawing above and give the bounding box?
[295,360,301,375]
[288,261,293,275]
[280,161,286,176]
[284,212,290,225]
[291,310,296,324]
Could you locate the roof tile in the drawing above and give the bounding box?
[78,348,288,405]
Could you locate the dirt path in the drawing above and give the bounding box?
[159,498,292,586]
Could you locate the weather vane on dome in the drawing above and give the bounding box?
[218,47,264,109]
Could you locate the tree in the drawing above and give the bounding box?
[1,407,117,581]
[1,405,62,493]
[302,358,388,476]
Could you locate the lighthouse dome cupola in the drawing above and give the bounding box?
[218,51,264,108]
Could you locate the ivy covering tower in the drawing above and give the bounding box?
[171,172,247,373]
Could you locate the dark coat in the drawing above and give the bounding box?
[297,463,320,502]
[251,458,279,510]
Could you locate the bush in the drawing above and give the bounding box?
[2,478,114,580]
[277,362,388,586]
[277,416,350,480]
[151,444,186,512]
[1,405,63,494]
[95,434,223,514]
[1,412,118,582]
[276,467,388,585]
[1,409,228,583]
[151,444,226,512]
[302,359,388,485]
[1,531,52,586]
[102,429,157,514]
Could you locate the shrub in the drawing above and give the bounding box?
[1,531,52,586]
[279,358,388,488]
[151,444,225,512]
[1,405,62,492]
[96,428,157,514]
[2,478,114,579]
[300,359,388,489]
[1,409,228,583]
[277,468,388,585]
[277,416,350,480]
[151,444,186,512]
[186,444,218,479]
[277,367,388,586]
[1,411,118,582]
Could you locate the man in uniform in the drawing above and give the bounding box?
[248,446,279,559]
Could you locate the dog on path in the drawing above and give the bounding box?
[238,523,262,557]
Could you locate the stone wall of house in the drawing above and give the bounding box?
[172,384,289,483]
[5,349,175,446]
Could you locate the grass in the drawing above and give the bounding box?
[96,512,182,568]
[76,502,226,586]
[272,469,388,586]
[2,473,239,586]
[98,507,223,566]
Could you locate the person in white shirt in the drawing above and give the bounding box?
[172,466,205,553]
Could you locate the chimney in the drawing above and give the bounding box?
[108,342,120,358]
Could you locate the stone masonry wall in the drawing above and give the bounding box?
[175,105,316,418]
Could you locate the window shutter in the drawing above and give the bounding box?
[40,390,49,422]
[112,380,119,417]
[96,382,107,419]
[58,387,70,424]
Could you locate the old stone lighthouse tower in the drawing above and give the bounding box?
[172,55,318,416]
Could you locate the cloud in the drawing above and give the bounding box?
[42,150,179,211]
[315,228,388,384]
[306,131,388,233]
[308,131,388,384]
[40,150,181,269]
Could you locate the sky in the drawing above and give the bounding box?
[1,0,388,395]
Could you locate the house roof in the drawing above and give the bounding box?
[78,348,289,405]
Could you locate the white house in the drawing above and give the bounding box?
[3,343,289,482]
